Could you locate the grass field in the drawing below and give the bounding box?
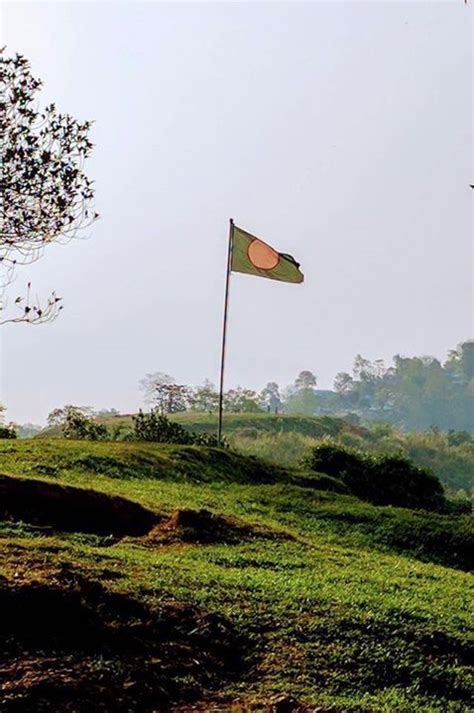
[1,438,473,711]
[85,411,474,497]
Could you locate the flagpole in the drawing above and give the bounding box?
[217,218,234,444]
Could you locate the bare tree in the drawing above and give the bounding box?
[0,49,98,325]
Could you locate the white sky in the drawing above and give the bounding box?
[1,1,473,424]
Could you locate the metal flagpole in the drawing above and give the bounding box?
[217,218,234,444]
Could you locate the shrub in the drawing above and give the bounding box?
[0,424,17,439]
[62,407,108,441]
[301,442,365,479]
[302,443,447,512]
[132,410,195,444]
[131,410,230,447]
[447,430,473,447]
[194,432,230,449]
[365,453,445,511]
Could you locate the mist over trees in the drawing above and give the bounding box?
[137,341,473,432]
[334,341,474,432]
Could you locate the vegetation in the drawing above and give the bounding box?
[132,409,196,444]
[0,405,17,439]
[169,413,474,500]
[3,30,471,713]
[0,424,17,439]
[48,405,108,441]
[302,443,449,512]
[0,437,473,710]
[35,410,474,500]
[131,341,473,432]
[333,342,474,432]
[0,50,97,325]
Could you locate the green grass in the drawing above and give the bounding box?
[2,438,473,711]
[37,411,474,497]
[170,413,474,497]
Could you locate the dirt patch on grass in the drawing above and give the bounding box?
[0,474,159,536]
[143,509,285,546]
[0,573,247,712]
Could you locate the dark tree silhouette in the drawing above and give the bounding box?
[0,49,98,324]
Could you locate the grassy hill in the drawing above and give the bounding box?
[82,411,474,497]
[1,438,473,711]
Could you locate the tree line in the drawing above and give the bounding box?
[333,340,474,432]
[138,370,319,416]
[139,340,474,432]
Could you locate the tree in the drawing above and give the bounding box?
[460,341,474,380]
[352,355,375,383]
[139,373,191,414]
[259,382,282,413]
[47,405,107,440]
[224,387,261,413]
[294,370,317,389]
[47,404,94,426]
[190,380,219,413]
[1,49,98,325]
[333,372,353,395]
[285,370,318,415]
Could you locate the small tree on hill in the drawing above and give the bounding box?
[1,49,98,325]
[139,373,192,414]
[47,404,94,427]
[285,370,318,415]
[47,405,107,440]
[259,382,282,413]
[191,380,219,413]
[224,387,261,413]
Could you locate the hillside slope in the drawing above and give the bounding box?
[1,439,473,711]
[172,413,474,496]
[35,412,474,496]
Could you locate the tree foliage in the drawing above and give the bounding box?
[132,410,195,444]
[333,342,474,432]
[285,370,318,415]
[50,405,108,441]
[0,424,17,439]
[190,380,219,413]
[139,373,192,414]
[259,382,282,413]
[223,387,261,413]
[0,49,97,324]
[131,409,229,447]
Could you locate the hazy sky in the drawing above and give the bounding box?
[1,1,472,424]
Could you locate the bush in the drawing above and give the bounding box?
[447,430,473,447]
[131,410,229,447]
[194,432,230,449]
[62,408,108,441]
[302,443,447,512]
[366,453,445,511]
[0,424,17,439]
[132,410,195,444]
[301,442,363,478]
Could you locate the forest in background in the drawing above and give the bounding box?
[131,340,474,434]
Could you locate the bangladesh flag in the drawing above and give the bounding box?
[230,225,304,284]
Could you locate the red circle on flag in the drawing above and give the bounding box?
[248,239,280,270]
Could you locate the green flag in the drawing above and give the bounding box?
[231,225,304,284]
